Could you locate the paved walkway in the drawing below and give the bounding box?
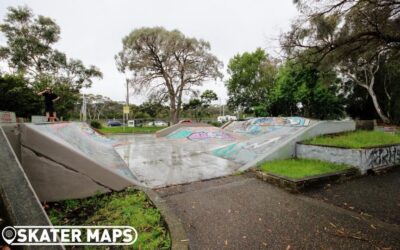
[156,172,400,250]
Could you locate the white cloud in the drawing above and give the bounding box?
[0,0,299,104]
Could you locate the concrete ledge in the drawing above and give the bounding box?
[255,168,358,192]
[296,143,400,174]
[140,187,189,250]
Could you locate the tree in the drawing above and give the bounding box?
[282,0,400,123]
[115,27,223,124]
[226,48,278,114]
[0,6,102,118]
[200,89,218,107]
[183,89,218,122]
[0,74,41,117]
[269,59,345,119]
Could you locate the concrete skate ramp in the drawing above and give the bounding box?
[114,118,355,188]
[214,119,356,170]
[20,122,139,201]
[224,117,310,136]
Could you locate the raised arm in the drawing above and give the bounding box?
[38,90,47,96]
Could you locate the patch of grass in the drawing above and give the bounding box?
[45,189,171,249]
[303,130,400,149]
[260,158,350,179]
[99,126,166,134]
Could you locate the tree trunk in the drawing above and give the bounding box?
[367,88,390,124]
[170,97,178,124]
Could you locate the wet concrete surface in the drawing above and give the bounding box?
[157,173,400,250]
[112,134,241,188]
[304,167,400,226]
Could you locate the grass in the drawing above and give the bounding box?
[98,126,167,134]
[260,158,350,179]
[45,188,171,249]
[303,130,400,149]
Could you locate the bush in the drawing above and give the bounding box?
[208,121,223,127]
[90,120,102,129]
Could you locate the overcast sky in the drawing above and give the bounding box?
[0,0,299,104]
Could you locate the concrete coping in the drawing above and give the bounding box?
[139,187,189,250]
[257,168,358,183]
[298,141,400,150]
[255,168,358,191]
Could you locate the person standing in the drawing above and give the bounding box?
[38,87,60,121]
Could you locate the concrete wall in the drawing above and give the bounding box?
[296,143,400,174]
[21,147,110,201]
[238,120,356,171]
[0,127,60,248]
[20,124,138,192]
[1,124,21,161]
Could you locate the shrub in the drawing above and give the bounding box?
[90,120,102,129]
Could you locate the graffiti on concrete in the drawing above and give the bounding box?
[167,129,193,139]
[365,145,400,168]
[188,131,234,141]
[224,117,309,136]
[167,127,235,141]
[29,123,133,179]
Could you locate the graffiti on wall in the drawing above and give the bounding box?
[30,123,134,179]
[365,145,400,168]
[167,128,236,141]
[224,117,309,136]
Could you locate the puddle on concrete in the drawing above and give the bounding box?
[110,134,241,188]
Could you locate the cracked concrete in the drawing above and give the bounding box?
[21,146,111,201]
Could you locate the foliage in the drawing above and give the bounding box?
[45,189,171,250]
[116,27,223,124]
[304,130,400,149]
[90,120,102,129]
[0,6,102,88]
[0,6,102,119]
[283,0,400,123]
[139,97,170,119]
[200,89,218,106]
[207,121,223,127]
[0,74,41,117]
[226,48,278,114]
[269,59,345,119]
[183,89,218,122]
[260,158,350,179]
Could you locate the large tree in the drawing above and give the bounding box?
[0,6,102,118]
[282,0,400,123]
[269,58,345,119]
[115,27,223,124]
[226,48,278,115]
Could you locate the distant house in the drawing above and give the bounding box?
[217,115,237,123]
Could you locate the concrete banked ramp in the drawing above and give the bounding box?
[20,122,139,201]
[12,118,354,196]
[113,117,354,188]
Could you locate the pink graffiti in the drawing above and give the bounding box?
[188,131,234,141]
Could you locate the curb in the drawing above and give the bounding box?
[140,187,189,250]
[255,168,359,192]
